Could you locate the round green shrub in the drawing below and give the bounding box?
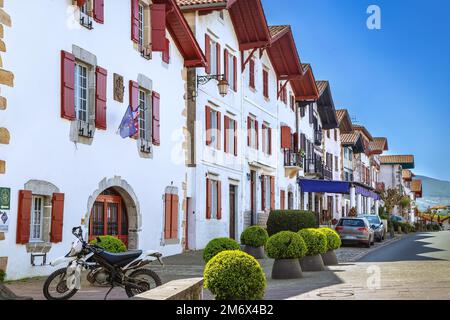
[203,238,240,263]
[90,235,127,253]
[204,250,266,300]
[298,228,328,256]
[319,228,342,251]
[240,226,269,247]
[265,231,307,260]
[266,210,317,236]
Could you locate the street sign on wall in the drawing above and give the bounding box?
[0,188,10,210]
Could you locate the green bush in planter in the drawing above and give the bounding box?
[265,231,307,260]
[203,238,240,263]
[319,228,342,251]
[266,210,317,236]
[204,250,266,300]
[298,228,328,256]
[90,235,127,253]
[240,226,269,247]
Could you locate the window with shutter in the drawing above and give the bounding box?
[152,91,161,146]
[162,38,170,64]
[216,42,221,76]
[61,51,76,121]
[50,193,65,243]
[129,81,139,139]
[263,69,269,98]
[206,178,221,220]
[93,0,104,24]
[95,66,107,130]
[233,56,237,92]
[255,120,259,150]
[224,49,229,83]
[281,126,292,149]
[249,58,255,89]
[151,4,166,52]
[205,34,211,74]
[164,192,179,240]
[131,0,140,43]
[206,106,212,146]
[206,178,211,219]
[16,190,32,244]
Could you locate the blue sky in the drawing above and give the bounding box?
[262,0,450,181]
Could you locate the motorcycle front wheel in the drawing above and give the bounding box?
[125,269,162,298]
[43,268,78,300]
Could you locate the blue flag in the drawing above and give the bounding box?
[119,106,139,138]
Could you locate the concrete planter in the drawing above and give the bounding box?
[271,259,303,279]
[243,245,266,259]
[321,250,338,266]
[299,254,325,272]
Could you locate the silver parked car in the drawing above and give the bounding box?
[335,217,375,248]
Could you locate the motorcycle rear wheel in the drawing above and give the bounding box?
[125,269,162,298]
[43,268,79,300]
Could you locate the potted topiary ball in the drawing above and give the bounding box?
[297,229,328,271]
[319,228,341,266]
[265,231,307,279]
[203,238,240,263]
[90,235,127,253]
[204,250,266,300]
[240,226,269,259]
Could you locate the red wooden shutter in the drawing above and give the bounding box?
[205,106,212,146]
[77,0,87,6]
[255,120,259,149]
[261,176,265,210]
[164,193,171,239]
[293,133,299,151]
[162,38,170,63]
[224,116,229,153]
[216,43,221,76]
[247,116,251,146]
[61,51,76,120]
[216,111,221,150]
[217,181,222,220]
[262,124,266,153]
[234,120,238,156]
[206,178,211,219]
[270,177,275,210]
[249,59,255,88]
[205,34,211,74]
[93,0,104,24]
[224,49,229,83]
[233,56,237,92]
[280,190,285,210]
[281,126,292,149]
[152,91,161,146]
[151,4,166,52]
[129,81,139,139]
[95,66,107,130]
[263,70,268,98]
[50,193,65,243]
[170,194,179,239]
[16,190,32,244]
[268,127,272,155]
[131,0,139,43]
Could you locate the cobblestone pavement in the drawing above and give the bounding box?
[3,233,415,300]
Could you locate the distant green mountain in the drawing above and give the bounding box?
[415,175,450,210]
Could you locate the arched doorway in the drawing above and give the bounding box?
[89,188,129,247]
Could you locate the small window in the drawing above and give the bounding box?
[209,38,218,77]
[264,176,271,210]
[263,69,269,98]
[263,125,271,155]
[79,0,93,29]
[249,118,258,149]
[138,3,145,47]
[210,109,219,149]
[30,196,44,242]
[74,62,89,123]
[227,51,235,91]
[228,119,235,155]
[249,58,255,89]
[138,89,149,142]
[210,180,219,219]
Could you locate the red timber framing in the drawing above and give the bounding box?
[154,0,206,68]
[291,64,320,102]
[178,0,271,51]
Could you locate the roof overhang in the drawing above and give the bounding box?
[156,0,207,67]
[316,81,338,130]
[353,125,374,142]
[337,109,353,133]
[342,133,365,154]
[267,26,304,81]
[291,64,319,102]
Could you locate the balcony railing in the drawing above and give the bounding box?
[284,150,303,168]
[314,130,323,146]
[323,165,333,181]
[304,158,324,178]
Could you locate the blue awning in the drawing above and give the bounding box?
[355,186,380,200]
[299,179,350,194]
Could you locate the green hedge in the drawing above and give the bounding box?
[319,228,342,251]
[90,236,127,253]
[265,231,307,260]
[204,250,266,300]
[240,226,269,247]
[203,238,240,263]
[266,210,317,236]
[298,228,328,256]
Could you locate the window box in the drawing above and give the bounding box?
[77,120,94,139]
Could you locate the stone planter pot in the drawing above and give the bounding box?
[299,254,325,272]
[321,250,338,266]
[243,245,266,259]
[271,259,303,279]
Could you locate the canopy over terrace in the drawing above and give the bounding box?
[299,179,381,200]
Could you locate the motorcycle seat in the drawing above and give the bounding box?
[98,250,143,267]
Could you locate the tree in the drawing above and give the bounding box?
[381,188,403,214]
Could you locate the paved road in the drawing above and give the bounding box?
[360,231,450,262]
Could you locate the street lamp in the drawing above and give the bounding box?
[188,74,229,101]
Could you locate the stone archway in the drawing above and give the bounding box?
[84,177,141,250]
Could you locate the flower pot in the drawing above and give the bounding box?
[321,250,338,266]
[243,245,266,259]
[299,254,325,272]
[271,259,303,279]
